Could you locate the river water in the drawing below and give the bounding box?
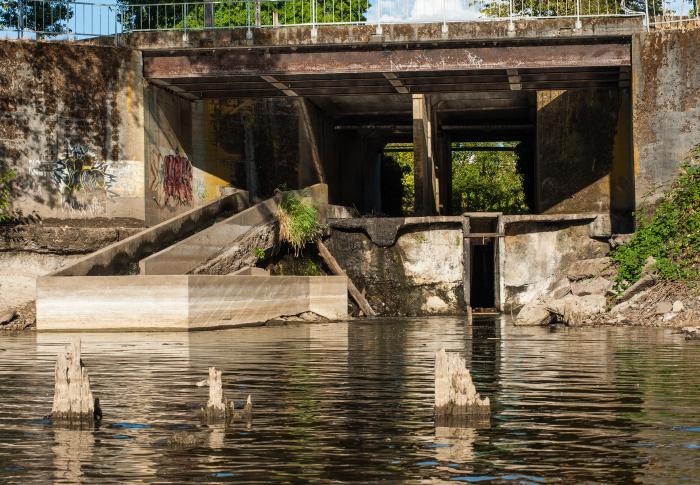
[0,317,698,483]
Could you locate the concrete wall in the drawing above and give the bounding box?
[536,88,631,221]
[36,275,348,331]
[0,41,145,220]
[327,225,465,316]
[501,216,609,309]
[145,93,304,225]
[632,29,700,207]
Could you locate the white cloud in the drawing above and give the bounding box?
[366,0,484,23]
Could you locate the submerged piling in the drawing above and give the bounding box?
[198,367,252,423]
[52,339,99,426]
[434,349,490,424]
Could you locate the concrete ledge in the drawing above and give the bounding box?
[36,275,348,331]
[52,191,249,276]
[112,17,644,51]
[330,216,464,247]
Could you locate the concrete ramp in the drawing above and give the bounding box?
[52,190,250,276]
[139,184,328,276]
[35,184,346,332]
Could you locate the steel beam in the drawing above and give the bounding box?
[144,43,631,79]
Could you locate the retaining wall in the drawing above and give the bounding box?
[0,41,145,220]
[36,275,348,331]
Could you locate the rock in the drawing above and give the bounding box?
[167,431,206,449]
[571,277,613,297]
[514,300,553,326]
[0,309,17,325]
[663,313,677,322]
[610,234,633,248]
[567,257,612,281]
[641,256,657,276]
[550,282,572,300]
[547,294,607,326]
[682,327,699,340]
[618,275,656,303]
[673,301,685,313]
[655,301,673,315]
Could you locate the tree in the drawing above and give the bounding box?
[451,143,529,215]
[0,0,74,35]
[480,0,662,17]
[118,0,369,32]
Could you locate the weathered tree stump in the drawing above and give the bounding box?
[434,349,490,425]
[198,367,252,423]
[51,339,99,426]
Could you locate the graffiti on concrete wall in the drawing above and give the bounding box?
[52,145,115,194]
[28,145,116,213]
[150,147,193,208]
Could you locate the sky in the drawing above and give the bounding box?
[1,0,695,39]
[366,0,484,23]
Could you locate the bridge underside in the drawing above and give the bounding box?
[142,34,634,231]
[144,41,631,98]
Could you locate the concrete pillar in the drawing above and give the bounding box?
[436,131,452,215]
[413,94,438,216]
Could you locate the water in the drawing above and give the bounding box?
[0,317,699,483]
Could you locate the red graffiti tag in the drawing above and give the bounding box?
[163,153,193,206]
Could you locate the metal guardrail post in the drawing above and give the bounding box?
[376,0,382,35]
[644,0,650,30]
[17,0,25,38]
[442,0,448,34]
[255,0,261,27]
[204,2,214,29]
[575,0,582,30]
[246,0,252,39]
[311,0,318,39]
[508,0,515,34]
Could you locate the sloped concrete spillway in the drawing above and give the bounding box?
[36,184,348,331]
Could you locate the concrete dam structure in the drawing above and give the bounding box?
[1,8,699,330]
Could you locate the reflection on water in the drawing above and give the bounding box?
[0,317,699,483]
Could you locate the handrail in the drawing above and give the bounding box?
[0,0,675,41]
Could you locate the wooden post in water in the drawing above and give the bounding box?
[52,339,98,426]
[434,349,490,424]
[317,240,376,317]
[198,367,252,423]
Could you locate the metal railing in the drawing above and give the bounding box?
[1,0,693,40]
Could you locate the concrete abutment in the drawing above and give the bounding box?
[2,19,699,327]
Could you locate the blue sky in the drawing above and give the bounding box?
[2,0,695,38]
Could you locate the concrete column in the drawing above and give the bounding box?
[413,94,438,216]
[436,131,452,215]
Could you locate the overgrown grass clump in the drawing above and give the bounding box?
[613,147,700,285]
[277,192,324,256]
[0,169,15,224]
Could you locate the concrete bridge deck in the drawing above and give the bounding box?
[116,17,642,100]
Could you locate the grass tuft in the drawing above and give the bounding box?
[277,192,324,256]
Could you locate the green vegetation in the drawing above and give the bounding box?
[277,191,324,256]
[253,246,266,262]
[613,146,700,285]
[382,147,414,216]
[0,169,15,224]
[0,0,73,35]
[119,0,368,31]
[451,143,529,215]
[481,0,659,17]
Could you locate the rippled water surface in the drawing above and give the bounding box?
[0,317,699,483]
